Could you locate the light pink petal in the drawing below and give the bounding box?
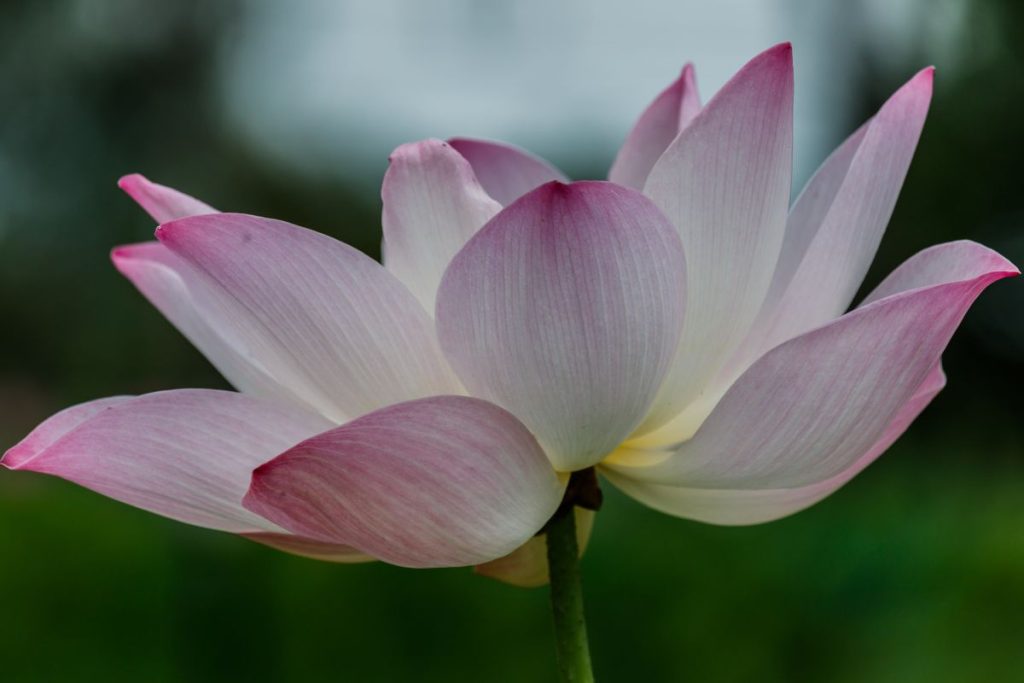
[155,214,462,423]
[608,245,1016,489]
[859,240,1008,306]
[604,365,945,525]
[447,137,568,206]
[244,396,565,568]
[2,390,334,533]
[242,532,372,563]
[608,64,701,190]
[474,508,595,587]
[118,174,217,223]
[733,68,934,369]
[637,43,794,435]
[381,139,501,311]
[2,397,133,467]
[436,181,687,471]
[112,243,309,407]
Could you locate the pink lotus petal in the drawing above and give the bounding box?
[436,181,687,471]
[447,137,568,206]
[242,532,373,563]
[604,365,945,525]
[244,396,565,568]
[118,174,217,223]
[859,240,1010,306]
[734,68,934,369]
[609,244,1016,489]
[381,139,501,311]
[2,397,132,468]
[2,390,333,533]
[608,63,701,190]
[155,213,462,423]
[637,43,794,435]
[474,508,595,588]
[111,242,310,408]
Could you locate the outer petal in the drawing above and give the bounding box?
[637,43,794,435]
[436,181,687,471]
[244,396,565,568]
[118,173,217,223]
[733,68,935,367]
[2,390,332,533]
[604,364,945,525]
[474,508,595,588]
[447,138,568,206]
[381,139,501,311]
[608,244,1016,488]
[242,532,372,563]
[112,243,308,407]
[608,63,701,190]
[155,213,462,423]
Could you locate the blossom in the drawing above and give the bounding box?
[3,44,1016,585]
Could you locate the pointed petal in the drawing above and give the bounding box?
[2,390,333,533]
[447,138,568,206]
[609,64,701,190]
[859,240,1009,306]
[475,507,595,587]
[608,245,1015,488]
[381,139,501,311]
[638,43,794,434]
[112,243,308,406]
[436,181,687,471]
[735,68,935,367]
[118,174,217,223]
[244,396,565,568]
[155,213,462,422]
[604,364,945,525]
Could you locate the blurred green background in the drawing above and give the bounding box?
[1,1,1022,681]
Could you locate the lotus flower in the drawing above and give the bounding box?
[3,44,1016,586]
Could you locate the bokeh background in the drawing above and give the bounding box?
[2,0,1022,681]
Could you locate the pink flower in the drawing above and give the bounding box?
[3,44,1016,585]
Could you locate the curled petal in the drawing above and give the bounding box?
[609,63,701,190]
[604,365,945,525]
[447,137,568,206]
[244,396,565,568]
[436,181,687,471]
[609,244,1016,489]
[381,139,501,311]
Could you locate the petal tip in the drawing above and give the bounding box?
[387,138,448,164]
[117,173,147,192]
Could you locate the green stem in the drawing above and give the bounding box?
[546,506,595,682]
